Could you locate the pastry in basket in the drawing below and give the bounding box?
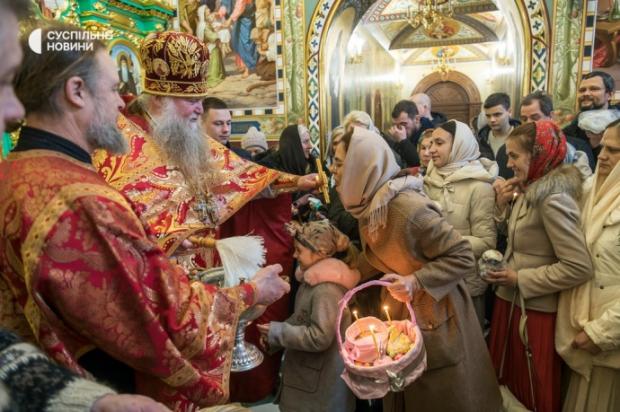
[386,325,413,358]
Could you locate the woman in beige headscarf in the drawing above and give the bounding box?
[424,120,497,327]
[331,126,501,412]
[556,119,620,412]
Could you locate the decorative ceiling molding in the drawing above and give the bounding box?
[403,44,490,65]
[390,14,498,49]
[361,0,498,24]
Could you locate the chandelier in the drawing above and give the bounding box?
[406,0,454,33]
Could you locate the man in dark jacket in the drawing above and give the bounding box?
[201,97,252,159]
[498,91,595,177]
[385,99,432,167]
[563,71,620,169]
[477,92,520,162]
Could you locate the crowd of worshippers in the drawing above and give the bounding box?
[1,2,619,412]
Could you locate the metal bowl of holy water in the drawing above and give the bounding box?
[193,266,264,372]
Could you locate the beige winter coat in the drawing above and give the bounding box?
[556,162,620,380]
[359,190,501,412]
[424,161,497,297]
[495,165,593,312]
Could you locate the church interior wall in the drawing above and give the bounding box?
[0,0,602,159]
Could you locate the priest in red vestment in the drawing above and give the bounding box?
[0,22,290,412]
[94,31,317,273]
[93,32,316,402]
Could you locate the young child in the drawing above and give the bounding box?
[212,6,231,55]
[257,219,358,412]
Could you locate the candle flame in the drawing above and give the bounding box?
[383,305,392,322]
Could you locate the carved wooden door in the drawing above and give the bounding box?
[426,81,472,124]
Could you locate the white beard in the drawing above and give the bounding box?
[150,100,209,190]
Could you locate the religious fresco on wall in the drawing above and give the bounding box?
[109,42,143,96]
[551,0,585,114]
[282,0,307,123]
[176,0,280,110]
[593,0,620,98]
[37,0,70,19]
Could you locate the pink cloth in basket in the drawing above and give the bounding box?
[343,316,388,364]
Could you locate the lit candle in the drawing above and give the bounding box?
[369,324,380,356]
[383,305,392,323]
[352,310,359,321]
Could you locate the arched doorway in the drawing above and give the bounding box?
[305,0,553,150]
[412,71,482,124]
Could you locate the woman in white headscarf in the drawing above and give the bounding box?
[556,119,620,412]
[331,126,501,412]
[424,120,497,327]
[577,109,620,168]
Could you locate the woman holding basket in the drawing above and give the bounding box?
[331,126,500,412]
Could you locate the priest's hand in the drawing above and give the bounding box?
[91,394,171,412]
[252,264,290,306]
[297,173,319,191]
[381,274,420,302]
[572,330,602,355]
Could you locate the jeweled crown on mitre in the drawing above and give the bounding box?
[140,31,210,98]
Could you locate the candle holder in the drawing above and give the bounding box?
[231,303,266,372]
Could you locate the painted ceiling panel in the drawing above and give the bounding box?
[362,0,498,23]
[390,15,498,49]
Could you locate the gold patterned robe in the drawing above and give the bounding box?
[93,114,299,271]
[0,145,257,411]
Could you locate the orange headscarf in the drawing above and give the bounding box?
[525,120,567,185]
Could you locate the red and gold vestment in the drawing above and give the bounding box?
[0,148,256,411]
[93,115,299,271]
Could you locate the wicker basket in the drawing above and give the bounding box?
[337,280,427,399]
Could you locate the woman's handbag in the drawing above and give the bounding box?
[498,290,537,412]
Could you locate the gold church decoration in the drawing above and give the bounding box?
[315,157,330,204]
[431,46,454,81]
[406,0,454,35]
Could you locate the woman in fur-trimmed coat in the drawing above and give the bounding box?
[487,121,593,412]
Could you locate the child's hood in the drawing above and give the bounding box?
[296,258,360,290]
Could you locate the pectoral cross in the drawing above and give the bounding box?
[193,194,217,225]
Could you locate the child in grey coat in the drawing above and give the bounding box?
[257,219,359,412]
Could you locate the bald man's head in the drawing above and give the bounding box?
[411,93,432,120]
